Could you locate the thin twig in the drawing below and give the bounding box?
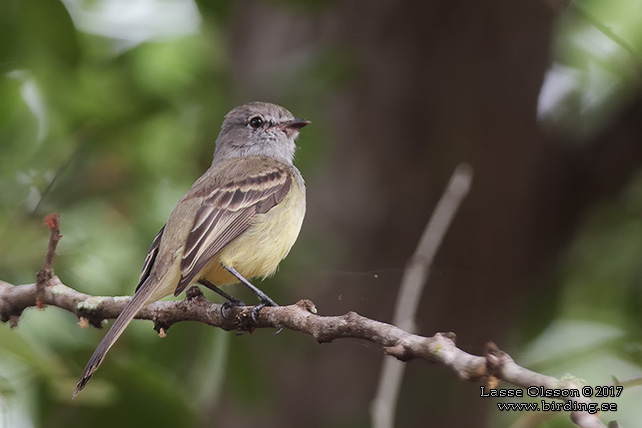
[35,213,62,306]
[370,163,473,428]
[612,375,642,389]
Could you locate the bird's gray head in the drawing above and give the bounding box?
[212,102,310,165]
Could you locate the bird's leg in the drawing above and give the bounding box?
[222,265,278,324]
[198,279,245,319]
[198,278,245,304]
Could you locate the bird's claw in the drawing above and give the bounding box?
[221,299,246,320]
[250,298,278,325]
[250,302,268,324]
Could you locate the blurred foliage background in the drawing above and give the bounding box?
[1,0,642,427]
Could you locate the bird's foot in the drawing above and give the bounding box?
[221,298,246,320]
[251,297,282,334]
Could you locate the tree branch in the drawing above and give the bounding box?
[0,217,612,428]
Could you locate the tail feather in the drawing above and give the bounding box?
[74,278,158,397]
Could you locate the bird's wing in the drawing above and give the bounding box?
[173,167,292,295]
[134,224,165,293]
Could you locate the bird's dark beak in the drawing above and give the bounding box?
[273,119,311,136]
[282,119,311,130]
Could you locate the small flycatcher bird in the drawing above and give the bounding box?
[74,102,308,396]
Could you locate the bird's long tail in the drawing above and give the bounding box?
[74,277,159,397]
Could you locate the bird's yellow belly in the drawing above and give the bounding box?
[200,182,305,286]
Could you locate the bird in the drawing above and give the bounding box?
[74,101,309,396]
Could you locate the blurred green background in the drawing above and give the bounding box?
[1,0,642,427]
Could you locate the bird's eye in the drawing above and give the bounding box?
[249,116,264,129]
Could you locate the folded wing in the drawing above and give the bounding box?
[174,167,292,296]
